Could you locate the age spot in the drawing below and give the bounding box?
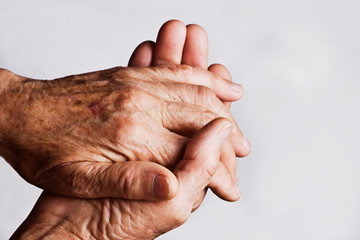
[88,101,102,115]
[74,100,82,106]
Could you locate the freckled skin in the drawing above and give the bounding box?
[88,101,102,115]
[3,20,248,239]
[0,65,244,200]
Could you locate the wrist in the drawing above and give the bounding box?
[10,213,88,240]
[0,69,23,94]
[0,69,28,162]
[0,69,13,160]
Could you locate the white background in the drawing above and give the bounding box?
[1,0,359,239]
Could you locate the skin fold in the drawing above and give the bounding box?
[2,20,251,239]
[129,20,250,202]
[0,65,245,201]
[11,118,234,240]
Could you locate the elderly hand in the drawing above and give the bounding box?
[11,118,233,240]
[0,64,244,201]
[129,20,250,202]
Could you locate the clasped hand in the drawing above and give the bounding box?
[1,20,251,239]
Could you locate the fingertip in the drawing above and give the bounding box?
[128,40,155,67]
[153,20,187,65]
[163,19,186,29]
[234,135,252,157]
[216,123,233,145]
[208,64,244,101]
[152,174,171,199]
[150,165,179,200]
[208,63,232,81]
[167,173,179,199]
[242,136,251,154]
[208,162,241,202]
[185,117,233,160]
[186,24,208,35]
[220,139,238,183]
[182,24,209,69]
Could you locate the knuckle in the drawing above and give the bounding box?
[112,114,139,145]
[196,110,218,126]
[118,163,137,199]
[205,162,218,177]
[171,207,191,226]
[177,65,194,83]
[0,68,18,82]
[115,86,147,110]
[193,85,217,105]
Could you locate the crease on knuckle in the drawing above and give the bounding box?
[194,85,216,106]
[202,110,219,124]
[181,65,194,83]
[115,87,154,113]
[119,163,137,199]
[206,163,217,178]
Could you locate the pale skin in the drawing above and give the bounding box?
[128,20,246,202]
[4,20,250,239]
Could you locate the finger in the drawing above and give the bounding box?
[162,101,240,188]
[162,101,218,137]
[191,189,207,212]
[182,24,208,69]
[208,159,239,202]
[208,64,238,109]
[37,161,179,201]
[163,125,238,202]
[163,101,239,200]
[70,65,243,102]
[181,27,238,185]
[157,83,250,157]
[128,41,155,67]
[174,118,239,203]
[220,138,238,182]
[204,64,239,184]
[146,65,243,102]
[152,20,186,65]
[146,129,188,169]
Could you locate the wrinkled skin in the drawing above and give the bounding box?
[129,20,249,202]
[11,118,233,240]
[0,64,245,200]
[5,20,250,239]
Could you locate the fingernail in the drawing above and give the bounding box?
[242,137,251,152]
[232,83,243,95]
[152,175,171,200]
[217,124,233,144]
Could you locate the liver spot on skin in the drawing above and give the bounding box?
[74,100,83,106]
[88,101,102,115]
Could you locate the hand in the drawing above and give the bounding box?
[129,20,250,201]
[10,118,233,240]
[0,64,243,201]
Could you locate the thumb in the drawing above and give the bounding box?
[37,161,179,201]
[174,117,233,201]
